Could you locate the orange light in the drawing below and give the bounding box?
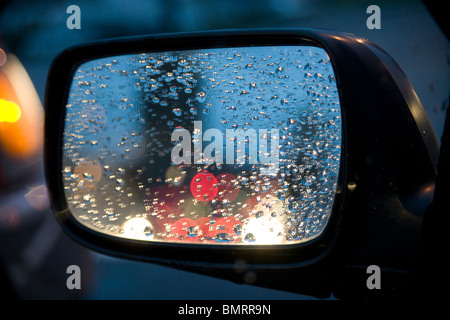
[0,54,43,158]
[420,183,435,196]
[0,99,21,123]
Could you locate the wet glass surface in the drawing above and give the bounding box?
[63,45,341,245]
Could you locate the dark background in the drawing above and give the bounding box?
[0,0,448,299]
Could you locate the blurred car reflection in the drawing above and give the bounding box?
[0,46,92,299]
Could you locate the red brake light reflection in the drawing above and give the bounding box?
[145,170,247,243]
[190,171,218,202]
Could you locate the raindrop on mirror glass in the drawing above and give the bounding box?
[244,233,256,242]
[172,108,182,117]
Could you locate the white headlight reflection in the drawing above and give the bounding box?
[242,195,286,245]
[242,216,284,244]
[120,217,154,241]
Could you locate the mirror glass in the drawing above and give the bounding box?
[62,45,341,245]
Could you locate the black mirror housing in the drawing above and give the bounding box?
[44,29,439,298]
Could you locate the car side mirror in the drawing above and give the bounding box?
[44,29,439,299]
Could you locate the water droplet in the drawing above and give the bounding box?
[277,192,286,200]
[165,72,174,82]
[244,233,256,242]
[83,172,94,181]
[187,226,198,237]
[144,225,153,237]
[196,92,206,102]
[172,108,182,117]
[301,176,316,187]
[214,233,233,242]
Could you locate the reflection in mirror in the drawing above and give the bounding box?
[63,45,341,245]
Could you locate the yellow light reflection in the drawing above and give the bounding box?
[0,99,21,123]
[419,183,435,196]
[330,35,345,41]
